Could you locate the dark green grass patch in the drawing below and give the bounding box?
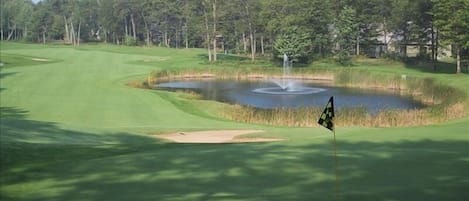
[2,123,468,201]
[0,53,58,68]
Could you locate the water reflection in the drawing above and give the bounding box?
[156,80,424,113]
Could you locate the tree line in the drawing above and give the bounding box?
[1,0,468,72]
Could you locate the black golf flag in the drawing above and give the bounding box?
[318,97,339,198]
[318,96,334,131]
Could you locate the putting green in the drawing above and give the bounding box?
[1,42,468,201]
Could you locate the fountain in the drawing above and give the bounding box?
[156,53,424,110]
[281,53,292,90]
[252,54,325,95]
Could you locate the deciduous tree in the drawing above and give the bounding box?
[432,0,469,73]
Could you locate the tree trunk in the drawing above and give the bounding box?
[164,31,169,47]
[185,33,189,48]
[125,18,129,37]
[42,30,46,45]
[431,24,436,72]
[1,27,3,40]
[261,35,264,55]
[70,20,76,46]
[435,29,439,65]
[213,37,217,62]
[206,35,212,61]
[77,20,81,46]
[96,27,101,40]
[356,35,360,55]
[254,38,257,57]
[234,30,239,53]
[103,29,107,43]
[146,30,151,46]
[402,35,407,57]
[383,17,388,52]
[245,2,255,61]
[67,13,75,45]
[64,16,70,43]
[456,46,461,74]
[7,24,16,41]
[221,41,225,53]
[167,33,170,47]
[250,30,255,61]
[212,0,217,62]
[243,33,247,53]
[130,13,136,41]
[70,15,75,45]
[203,5,212,62]
[141,12,151,46]
[23,25,28,39]
[184,22,189,48]
[69,22,73,45]
[176,27,179,48]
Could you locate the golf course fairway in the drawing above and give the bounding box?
[1,42,468,201]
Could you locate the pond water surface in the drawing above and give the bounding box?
[156,80,424,114]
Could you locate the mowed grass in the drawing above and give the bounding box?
[1,42,468,201]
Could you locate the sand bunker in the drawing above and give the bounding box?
[156,130,283,143]
[143,57,168,62]
[32,58,49,62]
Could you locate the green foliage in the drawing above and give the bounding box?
[273,26,312,63]
[432,0,469,48]
[124,35,138,46]
[432,0,469,73]
[3,0,469,67]
[334,6,359,65]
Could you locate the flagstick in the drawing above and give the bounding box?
[333,124,340,200]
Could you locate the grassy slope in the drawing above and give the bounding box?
[0,42,468,201]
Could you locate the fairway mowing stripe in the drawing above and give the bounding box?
[347,147,460,154]
[373,148,463,154]
[308,134,335,139]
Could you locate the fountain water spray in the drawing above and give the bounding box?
[273,54,296,91]
[252,54,326,95]
[282,54,291,90]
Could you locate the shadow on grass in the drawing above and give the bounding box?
[0,71,18,92]
[196,54,274,68]
[0,107,161,168]
[0,72,18,79]
[196,54,249,63]
[1,107,468,201]
[0,53,60,68]
[404,59,469,74]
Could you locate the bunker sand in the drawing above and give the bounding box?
[32,58,50,62]
[156,130,283,143]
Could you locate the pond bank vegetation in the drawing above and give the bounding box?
[135,67,467,127]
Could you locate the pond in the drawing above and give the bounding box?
[155,80,424,114]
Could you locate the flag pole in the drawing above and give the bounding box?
[333,124,339,200]
[317,96,339,199]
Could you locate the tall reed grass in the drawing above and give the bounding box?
[219,105,463,127]
[146,67,334,85]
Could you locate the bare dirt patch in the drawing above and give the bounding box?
[155,130,283,143]
[143,57,168,62]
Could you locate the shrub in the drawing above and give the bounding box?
[125,35,138,46]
